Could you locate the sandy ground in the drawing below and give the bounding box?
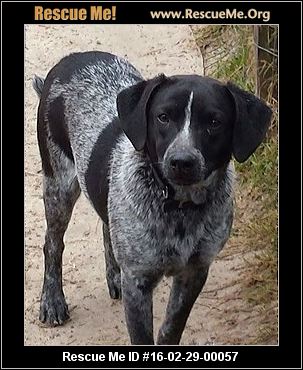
[25,24,266,346]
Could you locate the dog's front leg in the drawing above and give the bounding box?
[121,270,158,344]
[157,266,209,345]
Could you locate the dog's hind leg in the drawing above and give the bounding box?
[103,223,121,299]
[39,148,81,326]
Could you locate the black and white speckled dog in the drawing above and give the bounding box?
[33,51,272,345]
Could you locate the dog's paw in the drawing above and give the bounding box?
[39,291,70,326]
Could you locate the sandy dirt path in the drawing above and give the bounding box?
[25,24,262,346]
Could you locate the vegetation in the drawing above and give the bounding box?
[192,25,278,344]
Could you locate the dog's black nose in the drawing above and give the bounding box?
[167,152,202,185]
[170,156,195,173]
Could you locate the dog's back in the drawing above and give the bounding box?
[35,51,142,207]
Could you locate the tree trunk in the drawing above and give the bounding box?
[254,25,278,102]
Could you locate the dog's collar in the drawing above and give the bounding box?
[162,198,203,212]
[146,153,203,213]
[148,159,174,200]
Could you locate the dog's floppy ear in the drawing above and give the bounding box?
[117,74,166,151]
[226,82,273,163]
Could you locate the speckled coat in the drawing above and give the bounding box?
[33,51,271,345]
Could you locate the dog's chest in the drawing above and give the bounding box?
[145,209,230,274]
[110,200,232,275]
[108,138,234,273]
[151,216,201,273]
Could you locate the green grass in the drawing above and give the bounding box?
[193,25,278,344]
[236,134,277,198]
[212,28,254,92]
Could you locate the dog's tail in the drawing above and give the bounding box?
[32,75,45,98]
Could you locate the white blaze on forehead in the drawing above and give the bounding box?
[163,91,195,165]
[182,91,194,139]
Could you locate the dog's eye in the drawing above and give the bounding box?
[207,119,222,135]
[157,113,170,124]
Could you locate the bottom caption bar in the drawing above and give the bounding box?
[63,350,239,364]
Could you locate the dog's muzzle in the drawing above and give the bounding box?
[164,150,204,186]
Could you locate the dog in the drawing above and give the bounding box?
[32,51,272,345]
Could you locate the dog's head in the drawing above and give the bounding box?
[117,74,272,187]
